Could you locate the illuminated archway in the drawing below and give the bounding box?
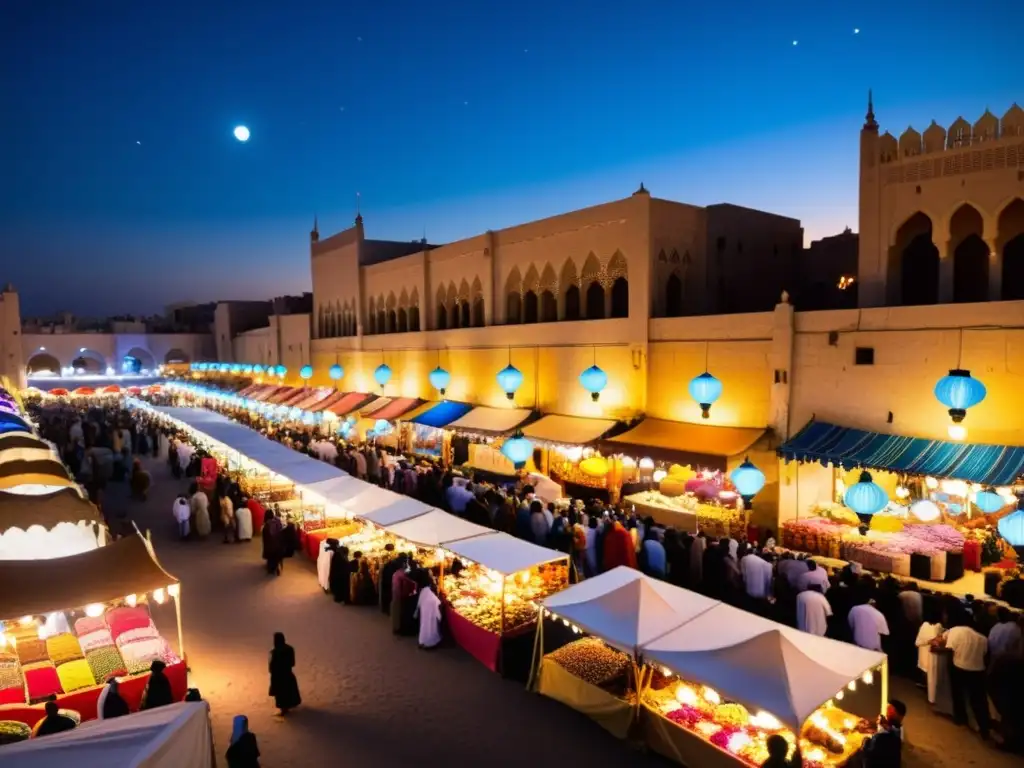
[26,352,62,376]
[122,347,156,374]
[164,348,190,364]
[70,348,107,374]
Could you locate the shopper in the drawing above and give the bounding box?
[226,715,261,767]
[268,632,301,715]
[938,619,990,738]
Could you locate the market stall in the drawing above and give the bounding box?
[440,532,569,678]
[0,458,74,493]
[402,400,473,461]
[447,406,536,475]
[641,602,886,767]
[353,397,423,445]
[601,418,768,536]
[521,415,619,500]
[0,434,56,466]
[0,534,186,720]
[778,420,1024,581]
[0,488,104,560]
[531,567,720,738]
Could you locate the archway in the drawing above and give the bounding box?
[506,293,522,324]
[1004,235,1024,300]
[610,277,629,318]
[460,301,470,329]
[523,291,539,323]
[564,285,580,320]
[376,309,386,334]
[122,346,156,374]
[409,307,420,332]
[436,305,448,331]
[387,310,397,333]
[472,298,485,327]
[164,348,189,364]
[666,271,683,316]
[585,282,605,319]
[892,213,939,306]
[540,291,557,323]
[71,348,107,374]
[397,308,408,333]
[949,204,988,303]
[26,352,61,376]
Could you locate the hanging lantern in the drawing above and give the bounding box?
[299,365,313,380]
[275,365,287,377]
[843,471,889,516]
[429,366,451,396]
[189,363,197,371]
[998,509,1024,548]
[579,365,608,402]
[374,418,392,435]
[253,364,264,374]
[973,488,1005,514]
[230,364,241,374]
[196,363,207,371]
[501,430,534,469]
[329,364,344,381]
[497,363,524,400]
[219,363,230,372]
[730,457,766,509]
[241,364,253,374]
[374,363,392,389]
[934,369,986,423]
[688,372,723,419]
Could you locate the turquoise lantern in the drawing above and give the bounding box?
[230,364,241,374]
[253,364,264,374]
[730,457,766,509]
[299,365,313,380]
[275,365,286,377]
[501,430,533,470]
[844,471,889,516]
[374,363,392,389]
[934,369,986,423]
[974,488,1005,514]
[374,418,392,435]
[689,372,723,419]
[579,365,608,402]
[429,366,451,397]
[497,363,523,401]
[196,363,206,371]
[220,363,230,372]
[190,363,197,371]
[329,364,344,381]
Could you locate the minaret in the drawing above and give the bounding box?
[858,89,882,307]
[310,215,319,244]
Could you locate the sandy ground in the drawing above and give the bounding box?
[105,456,1018,768]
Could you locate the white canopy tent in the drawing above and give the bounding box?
[0,702,213,768]
[357,496,432,527]
[444,531,567,575]
[380,508,493,547]
[539,567,720,654]
[642,603,886,731]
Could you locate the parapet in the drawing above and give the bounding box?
[880,103,1022,164]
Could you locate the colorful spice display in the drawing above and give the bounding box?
[546,638,631,687]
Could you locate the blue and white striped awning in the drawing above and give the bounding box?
[778,420,1024,486]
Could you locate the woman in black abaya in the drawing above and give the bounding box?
[268,632,301,715]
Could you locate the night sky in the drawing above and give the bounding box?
[1,1,1017,316]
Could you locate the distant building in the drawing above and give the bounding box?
[795,228,859,310]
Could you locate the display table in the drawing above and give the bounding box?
[446,607,501,672]
[639,701,742,768]
[536,657,634,739]
[624,494,697,534]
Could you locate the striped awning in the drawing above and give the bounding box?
[778,420,1024,486]
[327,392,377,417]
[522,415,617,446]
[448,406,533,435]
[0,459,72,490]
[368,398,424,422]
[307,390,345,413]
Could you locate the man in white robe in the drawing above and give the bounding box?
[317,541,335,592]
[415,586,443,649]
[796,584,832,636]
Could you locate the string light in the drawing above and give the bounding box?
[167,584,180,598]
[85,603,104,618]
[153,588,166,604]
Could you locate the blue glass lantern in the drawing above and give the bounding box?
[289,407,302,420]
[501,430,534,469]
[689,371,723,419]
[329,364,344,381]
[196,363,207,371]
[220,363,230,372]
[374,363,392,389]
[275,365,287,377]
[374,418,392,435]
[974,489,1005,514]
[230,364,241,374]
[253,364,264,374]
[190,363,197,371]
[302,411,315,426]
[579,365,608,402]
[730,457,766,509]
[998,509,1024,548]
[299,365,313,380]
[934,369,986,423]
[242,364,253,374]
[844,471,889,516]
[497,363,524,401]
[429,366,451,396]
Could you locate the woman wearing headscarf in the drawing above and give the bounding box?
[329,546,352,603]
[141,660,174,710]
[226,715,261,767]
[220,492,236,544]
[97,678,129,719]
[268,632,301,715]
[191,483,212,538]
[261,510,284,576]
[130,459,151,501]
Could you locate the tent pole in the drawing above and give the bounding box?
[880,658,888,717]
[174,589,186,664]
[527,615,543,690]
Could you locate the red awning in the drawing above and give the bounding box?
[367,398,423,421]
[327,392,376,416]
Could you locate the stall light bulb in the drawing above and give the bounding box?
[702,686,721,705]
[895,486,909,499]
[835,690,844,700]
[862,670,874,685]
[661,666,672,678]
[847,680,856,691]
[153,588,166,604]
[674,685,698,706]
[925,476,938,490]
[85,603,104,618]
[434,548,445,562]
[810,712,828,729]
[727,731,751,755]
[37,626,46,640]
[843,719,855,730]
[18,616,34,627]
[0,634,6,650]
[167,584,180,598]
[562,619,570,628]
[750,711,781,730]
[807,748,826,764]
[947,424,967,441]
[652,469,667,484]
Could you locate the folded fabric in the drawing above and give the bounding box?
[78,629,115,653]
[0,686,26,706]
[74,616,106,637]
[45,633,83,666]
[22,663,62,703]
[119,637,171,675]
[56,659,96,693]
[114,625,158,648]
[105,607,152,640]
[0,658,22,691]
[85,646,126,684]
[0,652,17,665]
[15,639,47,667]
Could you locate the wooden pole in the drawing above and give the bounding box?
[174,588,186,663]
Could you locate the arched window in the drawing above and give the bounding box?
[540,291,557,322]
[460,301,470,328]
[507,293,522,324]
[367,300,376,334]
[397,307,408,332]
[387,309,397,333]
[610,277,628,318]
[523,291,539,323]
[409,306,420,332]
[377,309,386,333]
[585,282,605,319]
[666,272,683,316]
[436,304,447,331]
[564,285,580,320]
[450,300,461,329]
[472,298,485,327]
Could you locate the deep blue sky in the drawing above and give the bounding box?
[1,1,1018,316]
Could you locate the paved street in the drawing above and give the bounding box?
[105,455,1016,768]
